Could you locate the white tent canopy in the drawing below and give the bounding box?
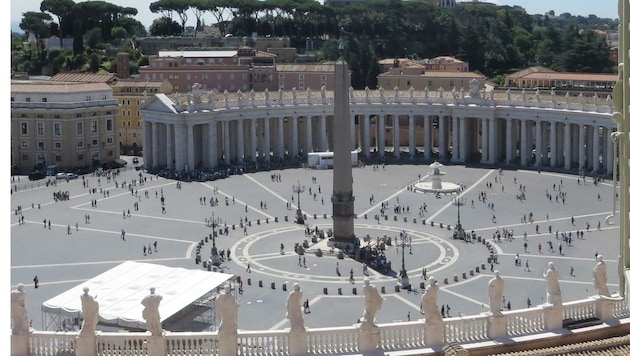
[42,261,234,330]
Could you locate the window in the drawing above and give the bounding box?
[91,121,98,133]
[279,74,284,81]
[217,73,222,80]
[38,141,45,149]
[37,114,44,118]
[230,73,234,80]
[428,80,433,87]
[26,98,31,102]
[21,114,26,118]
[321,75,327,81]
[106,111,112,115]
[108,150,113,156]
[54,142,62,149]
[55,154,61,162]
[127,120,131,127]
[76,113,82,118]
[92,139,98,146]
[77,140,84,148]
[298,74,305,80]
[11,97,14,102]
[21,123,27,135]
[86,96,91,101]
[106,119,113,131]
[77,122,83,135]
[42,98,47,102]
[122,121,126,127]
[37,123,44,136]
[54,114,60,118]
[102,95,107,100]
[133,133,136,137]
[54,123,61,136]
[106,137,113,144]
[78,154,84,160]
[21,141,28,148]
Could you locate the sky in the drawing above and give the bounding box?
[8,0,619,32]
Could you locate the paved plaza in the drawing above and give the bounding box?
[10,160,621,331]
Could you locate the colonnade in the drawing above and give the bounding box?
[142,94,615,175]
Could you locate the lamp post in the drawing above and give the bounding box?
[398,230,410,289]
[292,180,305,224]
[210,212,221,265]
[452,193,466,240]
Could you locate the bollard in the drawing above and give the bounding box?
[285,216,289,222]
[454,275,458,282]
[420,282,425,290]
[475,266,480,273]
[395,285,400,292]
[447,225,451,230]
[257,219,260,225]
[275,217,278,222]
[352,288,357,295]
[431,221,434,226]
[324,213,327,219]
[469,269,474,276]
[203,261,208,268]
[375,214,379,220]
[282,283,287,291]
[205,236,208,243]
[404,217,407,223]
[200,239,205,246]
[440,223,443,228]
[247,278,251,285]
[481,264,486,270]
[443,278,448,285]
[314,214,317,219]
[266,218,269,223]
[393,216,397,221]
[384,215,388,220]
[259,280,263,287]
[365,214,368,219]
[422,219,425,225]
[413,218,416,224]
[338,288,342,295]
[323,287,328,294]
[462,272,467,279]
[271,282,275,289]
[249,221,252,226]
[381,286,386,294]
[232,224,236,230]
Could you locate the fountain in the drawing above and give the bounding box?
[413,162,463,195]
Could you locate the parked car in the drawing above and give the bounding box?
[65,172,78,179]
[28,171,46,181]
[55,173,67,180]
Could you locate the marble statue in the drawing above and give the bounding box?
[286,283,304,331]
[535,88,541,103]
[192,83,202,104]
[321,85,326,99]
[79,287,99,337]
[11,283,29,336]
[349,87,354,99]
[438,87,444,98]
[292,87,297,101]
[393,86,400,101]
[224,90,229,106]
[489,87,494,101]
[216,285,239,333]
[250,89,256,102]
[307,87,312,104]
[379,86,384,101]
[550,89,556,104]
[521,89,526,102]
[421,277,442,324]
[365,87,371,103]
[543,262,562,307]
[208,90,215,106]
[488,270,504,316]
[469,78,480,98]
[593,255,611,297]
[278,88,284,105]
[360,279,383,327]
[409,86,415,98]
[264,88,270,104]
[506,88,511,101]
[141,287,163,336]
[424,86,429,98]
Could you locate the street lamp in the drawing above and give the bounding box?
[210,212,222,265]
[398,230,410,289]
[292,180,305,224]
[452,193,466,240]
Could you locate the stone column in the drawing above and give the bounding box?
[578,124,585,170]
[152,122,159,168]
[487,315,507,339]
[305,116,313,153]
[409,115,415,159]
[264,117,271,161]
[237,119,244,164]
[452,117,460,162]
[424,116,431,159]
[350,115,356,149]
[143,121,152,169]
[277,117,285,159]
[291,117,298,158]
[543,305,563,330]
[166,124,173,169]
[535,120,542,167]
[459,118,467,162]
[393,115,400,158]
[606,128,614,175]
[363,115,371,156]
[319,116,327,151]
[223,121,231,165]
[187,123,194,171]
[592,125,600,173]
[505,118,513,164]
[438,116,447,160]
[249,119,257,161]
[489,118,497,164]
[547,122,555,168]
[520,120,528,166]
[209,122,218,168]
[564,122,571,170]
[378,114,385,158]
[174,123,186,171]
[481,118,489,163]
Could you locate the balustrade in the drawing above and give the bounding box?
[562,299,597,321]
[237,329,289,355]
[505,308,546,336]
[306,326,359,354]
[378,321,424,350]
[444,314,488,343]
[29,331,76,356]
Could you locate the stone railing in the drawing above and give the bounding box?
[16,296,628,356]
[170,88,614,115]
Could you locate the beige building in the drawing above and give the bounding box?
[504,66,616,92]
[112,79,173,155]
[377,65,485,91]
[11,81,119,174]
[276,63,338,91]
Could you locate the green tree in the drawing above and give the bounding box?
[40,0,76,48]
[111,26,128,40]
[149,17,183,36]
[85,27,103,49]
[20,11,53,55]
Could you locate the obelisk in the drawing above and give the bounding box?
[330,41,356,249]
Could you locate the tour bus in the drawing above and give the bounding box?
[307,151,358,169]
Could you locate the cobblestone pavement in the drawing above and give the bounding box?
[10,161,620,331]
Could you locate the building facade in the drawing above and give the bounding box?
[11,81,119,173]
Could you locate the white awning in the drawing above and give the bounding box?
[42,261,233,330]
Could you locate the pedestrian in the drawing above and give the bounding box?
[144,245,147,256]
[48,220,51,229]
[303,299,310,313]
[570,266,575,276]
[153,241,158,252]
[407,312,411,321]
[298,255,302,267]
[336,262,340,276]
[349,268,354,283]
[34,275,39,288]
[121,229,126,240]
[527,297,531,308]
[76,222,79,231]
[67,225,71,235]
[507,301,511,311]
[302,256,306,267]
[280,243,284,254]
[525,259,530,272]
[246,263,251,273]
[490,263,494,272]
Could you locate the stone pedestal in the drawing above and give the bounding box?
[288,328,307,355]
[358,323,380,352]
[218,330,238,356]
[423,322,444,346]
[76,335,97,356]
[11,334,29,356]
[146,335,166,356]
[594,296,620,321]
[487,315,507,339]
[398,276,410,289]
[542,305,563,330]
